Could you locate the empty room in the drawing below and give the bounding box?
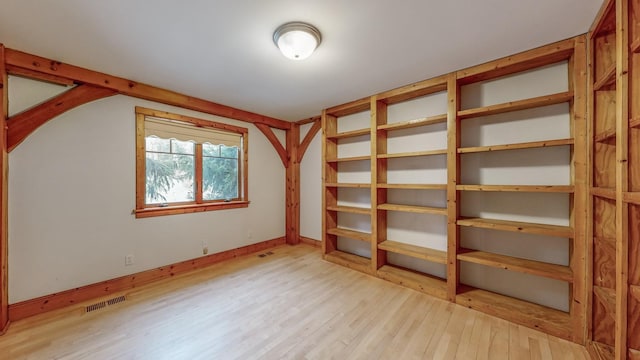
[0,0,637,359]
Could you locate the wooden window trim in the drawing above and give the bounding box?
[135,107,249,218]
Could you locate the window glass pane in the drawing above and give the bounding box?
[145,152,195,204]
[203,143,220,156]
[220,145,239,158]
[146,136,170,152]
[202,157,239,200]
[171,139,195,155]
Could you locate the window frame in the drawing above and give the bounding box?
[135,107,249,218]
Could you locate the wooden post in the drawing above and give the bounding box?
[286,124,300,245]
[569,34,589,345]
[446,73,460,302]
[615,0,630,357]
[371,97,387,271]
[0,44,9,335]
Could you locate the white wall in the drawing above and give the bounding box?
[299,123,321,241]
[8,77,285,303]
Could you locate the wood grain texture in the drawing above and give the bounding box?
[458,92,573,120]
[593,236,616,289]
[457,249,573,282]
[7,84,116,151]
[0,45,8,335]
[286,124,300,244]
[297,119,321,163]
[457,138,574,154]
[4,49,291,130]
[6,64,74,86]
[255,123,288,168]
[0,245,588,359]
[8,237,285,321]
[456,37,576,84]
[446,73,460,302]
[628,285,640,350]
[456,287,573,342]
[457,217,573,238]
[378,240,447,264]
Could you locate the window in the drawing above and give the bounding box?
[135,107,248,218]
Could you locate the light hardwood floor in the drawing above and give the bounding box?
[0,244,589,359]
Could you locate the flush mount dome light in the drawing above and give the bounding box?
[273,22,322,61]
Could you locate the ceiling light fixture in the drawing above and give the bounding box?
[273,22,322,61]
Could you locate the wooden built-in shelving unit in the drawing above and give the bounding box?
[587,0,640,358]
[322,35,588,344]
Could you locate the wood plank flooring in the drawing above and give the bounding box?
[0,244,589,359]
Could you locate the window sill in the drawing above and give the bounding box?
[134,201,250,218]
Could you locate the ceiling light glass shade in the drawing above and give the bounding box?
[273,22,321,61]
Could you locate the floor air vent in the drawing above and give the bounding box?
[86,295,127,313]
[258,251,275,258]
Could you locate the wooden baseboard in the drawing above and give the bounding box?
[299,236,320,248]
[8,237,286,321]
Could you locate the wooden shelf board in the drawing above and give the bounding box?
[593,285,616,317]
[324,250,371,274]
[456,286,572,341]
[377,183,447,190]
[326,227,371,242]
[326,155,370,163]
[457,217,573,238]
[632,37,640,54]
[624,192,640,205]
[458,138,574,154]
[378,149,447,159]
[457,249,572,282]
[326,98,370,118]
[456,184,574,193]
[630,348,640,360]
[326,205,371,215]
[594,128,616,143]
[591,187,616,200]
[630,116,640,129]
[327,128,370,139]
[593,63,616,91]
[325,182,371,188]
[377,265,447,299]
[377,114,447,131]
[378,240,447,264]
[378,203,447,215]
[457,91,573,120]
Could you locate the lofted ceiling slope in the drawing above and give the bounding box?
[0,0,603,121]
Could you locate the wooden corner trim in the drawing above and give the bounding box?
[7,84,117,152]
[255,123,288,167]
[7,237,286,322]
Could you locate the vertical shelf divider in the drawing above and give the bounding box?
[322,110,338,256]
[446,73,460,302]
[614,0,630,358]
[371,97,387,271]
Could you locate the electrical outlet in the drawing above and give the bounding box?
[125,254,134,266]
[247,230,252,239]
[202,241,208,255]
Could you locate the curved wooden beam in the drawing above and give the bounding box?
[5,49,291,130]
[7,84,116,152]
[255,123,288,168]
[297,119,321,163]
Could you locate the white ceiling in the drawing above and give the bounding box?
[0,0,603,122]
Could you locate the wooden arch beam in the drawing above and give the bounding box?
[255,123,288,168]
[297,119,321,163]
[4,48,291,130]
[7,84,117,152]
